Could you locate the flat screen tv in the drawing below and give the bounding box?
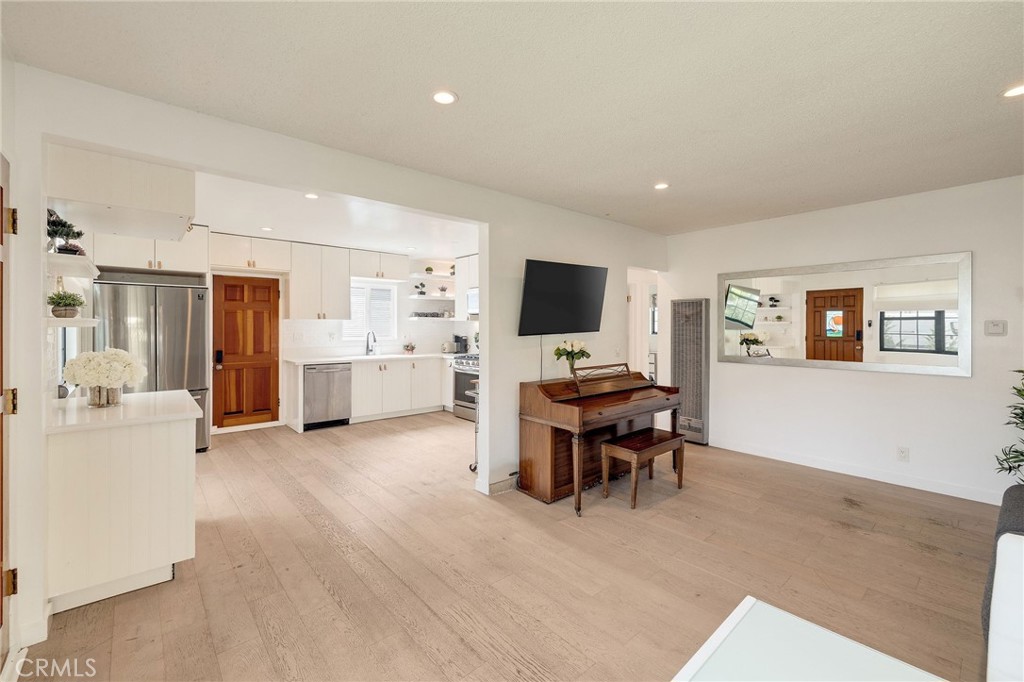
[723,284,761,330]
[518,259,609,336]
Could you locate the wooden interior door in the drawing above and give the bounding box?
[213,275,280,427]
[806,288,864,362]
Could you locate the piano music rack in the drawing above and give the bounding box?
[569,363,655,398]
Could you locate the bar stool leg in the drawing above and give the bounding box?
[648,456,654,480]
[676,446,684,489]
[630,460,639,509]
[601,449,610,499]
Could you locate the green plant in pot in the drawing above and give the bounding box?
[414,282,426,296]
[47,290,85,319]
[997,370,1024,483]
[47,209,85,255]
[425,266,434,274]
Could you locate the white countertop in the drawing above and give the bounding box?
[47,389,202,435]
[282,352,453,365]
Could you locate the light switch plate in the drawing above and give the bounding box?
[984,320,1008,336]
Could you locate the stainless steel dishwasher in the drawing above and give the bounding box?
[303,363,352,429]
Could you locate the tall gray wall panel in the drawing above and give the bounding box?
[671,298,710,444]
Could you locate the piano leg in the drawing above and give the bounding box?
[572,434,583,516]
[671,407,680,473]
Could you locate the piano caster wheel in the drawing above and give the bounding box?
[469,463,477,473]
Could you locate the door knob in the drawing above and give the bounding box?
[215,364,223,370]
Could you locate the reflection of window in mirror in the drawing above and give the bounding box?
[879,310,959,354]
[650,292,658,335]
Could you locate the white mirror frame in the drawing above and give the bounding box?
[717,251,972,377]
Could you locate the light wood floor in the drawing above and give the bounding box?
[26,411,998,681]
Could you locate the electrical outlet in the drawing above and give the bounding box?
[896,446,910,462]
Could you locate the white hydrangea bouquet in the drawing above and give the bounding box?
[553,339,591,374]
[64,348,147,407]
[738,331,766,348]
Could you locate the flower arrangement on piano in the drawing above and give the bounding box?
[554,340,591,374]
[738,331,766,348]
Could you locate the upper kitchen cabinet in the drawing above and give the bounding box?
[210,233,291,272]
[93,225,209,273]
[47,144,195,240]
[289,243,350,320]
[350,250,409,281]
[454,254,480,320]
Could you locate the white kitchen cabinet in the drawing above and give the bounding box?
[441,357,455,410]
[468,254,480,288]
[155,225,209,273]
[320,246,351,319]
[351,362,384,418]
[381,360,412,413]
[251,238,291,271]
[47,143,195,218]
[454,255,471,321]
[411,357,443,410]
[93,226,208,272]
[210,233,291,272]
[288,243,350,320]
[350,250,409,280]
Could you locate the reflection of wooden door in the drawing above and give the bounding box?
[213,276,279,427]
[806,288,863,362]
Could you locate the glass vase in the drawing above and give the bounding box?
[87,386,123,408]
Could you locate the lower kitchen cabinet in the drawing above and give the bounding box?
[412,357,443,409]
[349,357,445,422]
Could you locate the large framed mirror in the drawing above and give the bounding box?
[718,252,971,376]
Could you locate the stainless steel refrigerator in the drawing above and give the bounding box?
[93,272,210,451]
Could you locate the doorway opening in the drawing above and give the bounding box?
[627,268,659,382]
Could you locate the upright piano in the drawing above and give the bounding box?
[519,364,681,515]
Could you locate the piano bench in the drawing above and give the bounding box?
[601,428,685,509]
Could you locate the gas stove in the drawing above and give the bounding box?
[453,354,479,374]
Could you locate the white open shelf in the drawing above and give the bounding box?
[408,294,454,300]
[409,272,454,280]
[46,317,98,328]
[408,316,457,321]
[47,253,100,280]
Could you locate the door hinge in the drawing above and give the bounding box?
[3,568,17,596]
[1,388,17,415]
[3,207,17,235]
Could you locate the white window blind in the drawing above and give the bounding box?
[343,284,397,340]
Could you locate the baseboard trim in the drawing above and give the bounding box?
[350,406,442,425]
[50,566,173,614]
[715,438,1003,506]
[475,476,515,496]
[0,648,28,682]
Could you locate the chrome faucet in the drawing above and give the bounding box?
[366,330,377,355]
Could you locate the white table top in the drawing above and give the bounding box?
[47,389,202,434]
[282,352,452,365]
[675,596,940,681]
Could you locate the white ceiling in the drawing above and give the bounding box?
[4,2,1022,235]
[194,173,479,261]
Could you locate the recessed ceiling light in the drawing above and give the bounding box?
[654,182,669,190]
[261,227,273,232]
[432,91,458,105]
[1003,84,1024,98]
[304,193,319,199]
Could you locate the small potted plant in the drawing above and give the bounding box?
[439,285,448,295]
[425,266,434,274]
[775,314,784,322]
[47,209,86,255]
[47,290,85,318]
[450,264,456,276]
[414,283,426,296]
[403,342,416,355]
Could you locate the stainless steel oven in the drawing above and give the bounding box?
[453,354,478,421]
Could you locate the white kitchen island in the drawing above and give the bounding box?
[46,390,201,613]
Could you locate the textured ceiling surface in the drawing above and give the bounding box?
[3,2,1022,235]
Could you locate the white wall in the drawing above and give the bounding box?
[5,63,667,647]
[663,176,1023,505]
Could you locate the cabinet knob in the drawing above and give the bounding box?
[252,260,256,268]
[157,260,163,269]
[147,260,153,269]
[412,362,416,369]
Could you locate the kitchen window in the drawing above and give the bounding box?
[343,283,397,341]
